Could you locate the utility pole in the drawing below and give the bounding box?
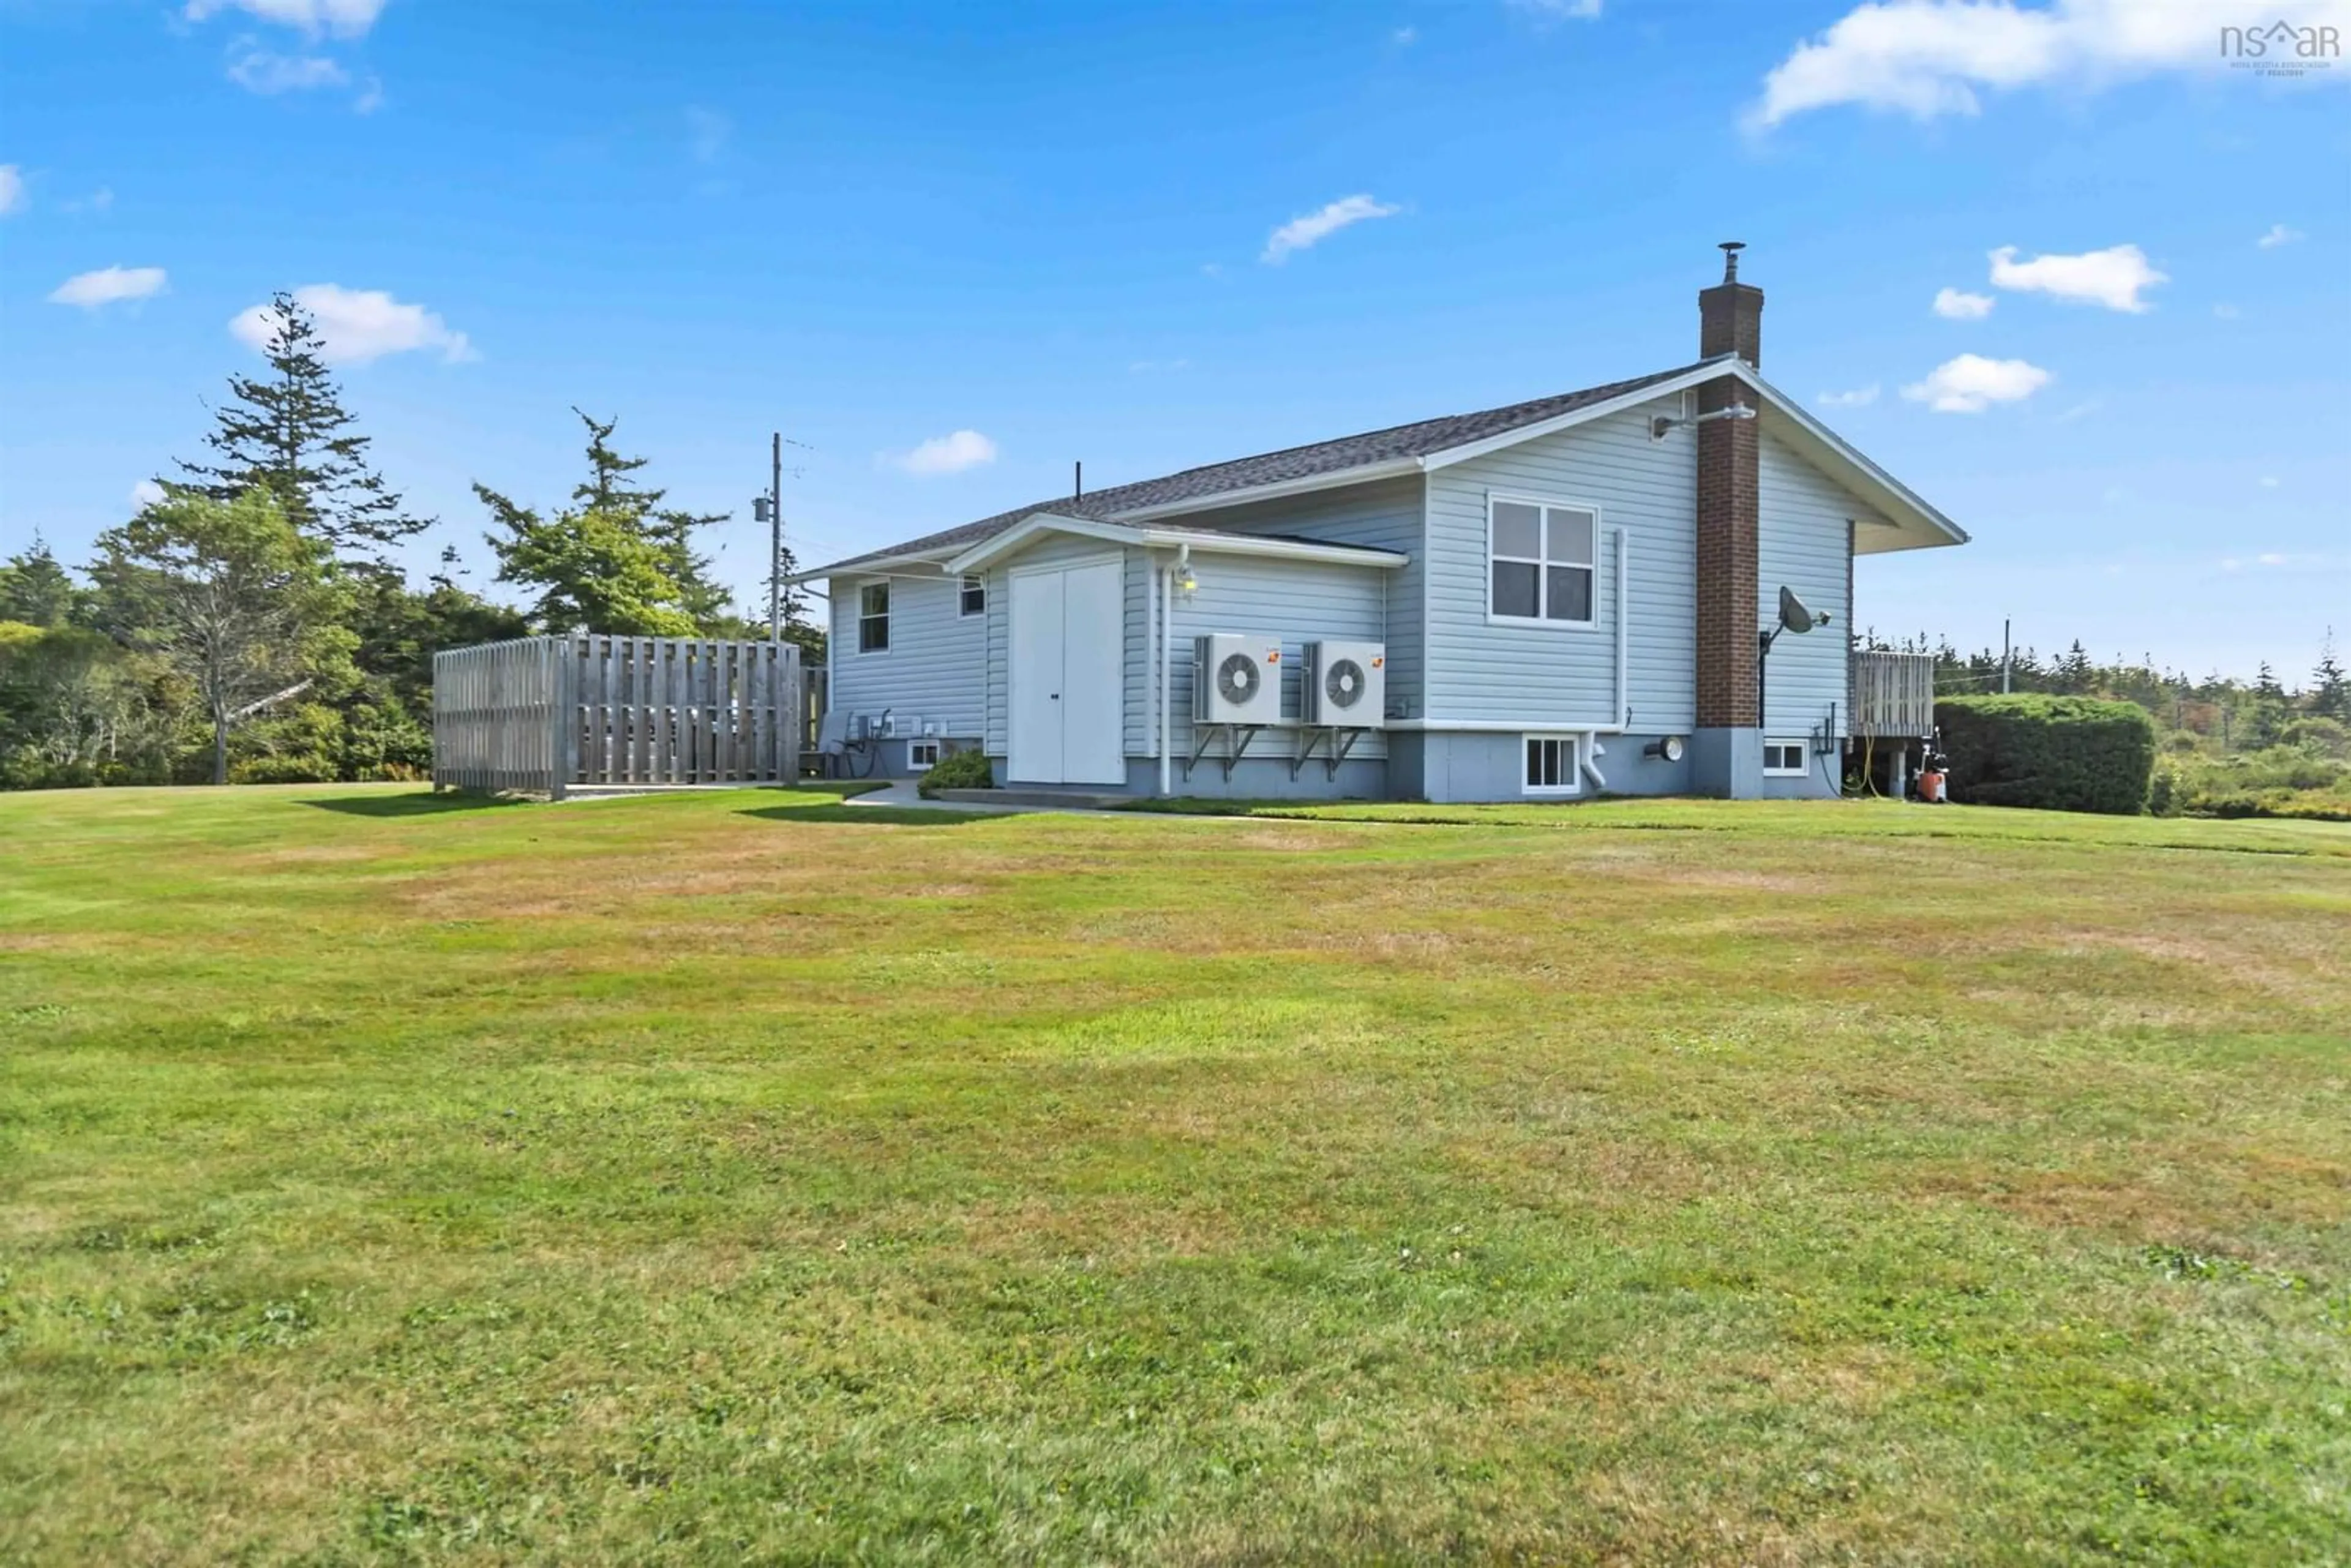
[2001,617,2012,694]
[768,432,784,641]
[752,432,792,641]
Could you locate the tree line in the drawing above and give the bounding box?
[0,294,817,789]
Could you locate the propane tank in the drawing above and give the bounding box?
[1918,751,1949,804]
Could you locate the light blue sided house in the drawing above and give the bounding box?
[793,248,1966,802]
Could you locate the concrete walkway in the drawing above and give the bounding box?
[840,780,1120,815]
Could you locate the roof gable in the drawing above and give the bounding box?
[795,357,1963,579]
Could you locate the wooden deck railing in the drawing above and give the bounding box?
[1849,650,1937,739]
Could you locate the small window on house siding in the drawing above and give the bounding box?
[858,582,890,653]
[1764,739,1808,776]
[1524,733,1581,795]
[910,739,942,768]
[1490,497,1598,625]
[959,574,986,617]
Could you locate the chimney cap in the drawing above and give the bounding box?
[1718,241,1745,282]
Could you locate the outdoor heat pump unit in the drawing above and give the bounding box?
[1301,639,1385,727]
[1193,633,1284,726]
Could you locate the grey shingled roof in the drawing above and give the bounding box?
[808,361,1706,576]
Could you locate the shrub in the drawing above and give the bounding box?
[917,746,996,798]
[2153,745,2351,822]
[1937,694,2156,816]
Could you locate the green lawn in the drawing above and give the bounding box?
[2,786,2347,1564]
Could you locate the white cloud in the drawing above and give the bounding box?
[1510,0,1604,17]
[185,0,386,37]
[2259,475,2280,488]
[1392,25,1417,45]
[2257,222,2304,249]
[2213,302,2242,320]
[48,265,169,309]
[2053,397,2102,422]
[0,165,23,216]
[64,186,114,214]
[1261,193,1401,264]
[353,76,384,113]
[1988,242,2165,312]
[1818,384,1881,407]
[1932,286,1995,319]
[131,479,168,508]
[890,429,998,476]
[1748,0,2351,130]
[227,48,348,94]
[231,283,474,366]
[1901,353,2050,413]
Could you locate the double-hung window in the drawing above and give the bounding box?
[1524,733,1581,795]
[858,582,890,653]
[959,574,986,617]
[1489,497,1598,626]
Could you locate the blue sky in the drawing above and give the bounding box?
[2,0,2345,680]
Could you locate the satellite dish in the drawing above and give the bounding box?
[1778,586,1829,634]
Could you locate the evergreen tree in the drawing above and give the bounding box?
[175,291,427,560]
[564,408,735,627]
[2310,632,2347,722]
[479,410,734,637]
[0,535,81,628]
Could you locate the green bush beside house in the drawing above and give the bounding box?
[917,747,997,798]
[1936,693,2158,816]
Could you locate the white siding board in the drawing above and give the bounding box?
[1424,397,1697,730]
[1758,429,1864,739]
[1138,477,1425,715]
[823,570,986,745]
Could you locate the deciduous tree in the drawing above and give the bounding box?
[90,490,354,784]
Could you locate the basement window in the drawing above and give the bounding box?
[909,739,942,768]
[1523,733,1581,796]
[858,582,890,653]
[1488,496,1598,627]
[1764,738,1808,776]
[959,574,986,617]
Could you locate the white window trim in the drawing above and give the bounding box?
[1522,732,1583,797]
[958,574,986,618]
[1485,490,1602,632]
[909,738,943,768]
[1763,737,1808,777]
[856,579,891,656]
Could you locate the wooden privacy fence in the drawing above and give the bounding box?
[433,635,802,798]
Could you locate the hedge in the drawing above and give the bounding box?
[1935,694,2156,815]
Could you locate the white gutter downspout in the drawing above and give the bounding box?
[1158,548,1183,797]
[1582,526,1630,794]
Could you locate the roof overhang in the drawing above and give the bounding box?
[1415,358,1968,555]
[945,512,1409,576]
[782,549,954,587]
[798,356,1964,578]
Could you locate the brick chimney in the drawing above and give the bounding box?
[1693,242,1760,738]
[1699,239,1763,367]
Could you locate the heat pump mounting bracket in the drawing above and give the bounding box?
[1289,724,1371,781]
[1183,721,1267,782]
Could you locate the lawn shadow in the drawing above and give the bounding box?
[296,790,528,818]
[743,803,1008,828]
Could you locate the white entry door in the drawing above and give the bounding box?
[1008,557,1125,785]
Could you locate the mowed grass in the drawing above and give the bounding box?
[2,786,2347,1566]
